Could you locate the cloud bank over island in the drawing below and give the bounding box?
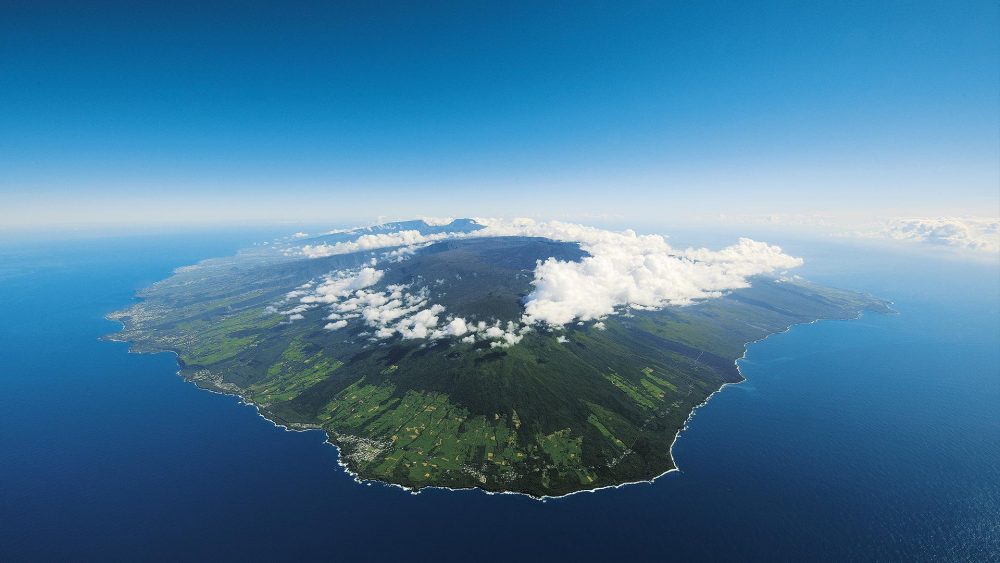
[278,219,803,347]
[300,230,454,259]
[522,233,802,326]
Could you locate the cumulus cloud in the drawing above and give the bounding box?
[381,244,431,262]
[441,317,469,337]
[300,277,451,342]
[395,304,445,339]
[301,230,455,258]
[419,216,455,226]
[289,218,805,345]
[511,224,803,327]
[269,268,385,325]
[300,274,529,347]
[874,217,999,254]
[301,267,384,304]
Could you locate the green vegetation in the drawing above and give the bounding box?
[179,308,281,366]
[106,234,890,497]
[249,339,343,405]
[605,372,658,409]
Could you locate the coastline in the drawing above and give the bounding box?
[103,301,891,502]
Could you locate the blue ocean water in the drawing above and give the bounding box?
[0,231,997,561]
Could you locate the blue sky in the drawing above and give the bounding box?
[1,1,997,228]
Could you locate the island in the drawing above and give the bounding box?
[106,219,891,498]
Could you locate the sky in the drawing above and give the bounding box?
[1,1,998,229]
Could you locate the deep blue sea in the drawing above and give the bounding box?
[1,230,997,561]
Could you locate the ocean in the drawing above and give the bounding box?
[1,229,997,561]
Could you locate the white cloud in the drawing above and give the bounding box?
[290,218,805,345]
[299,278,456,342]
[516,226,802,327]
[483,326,505,339]
[301,267,384,304]
[874,217,999,254]
[442,317,469,336]
[420,216,455,226]
[381,244,431,262]
[301,230,455,258]
[393,304,445,339]
[490,330,524,348]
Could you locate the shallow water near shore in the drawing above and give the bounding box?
[1,230,997,561]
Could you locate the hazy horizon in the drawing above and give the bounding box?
[2,2,998,230]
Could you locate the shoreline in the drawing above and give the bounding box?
[103,302,889,502]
